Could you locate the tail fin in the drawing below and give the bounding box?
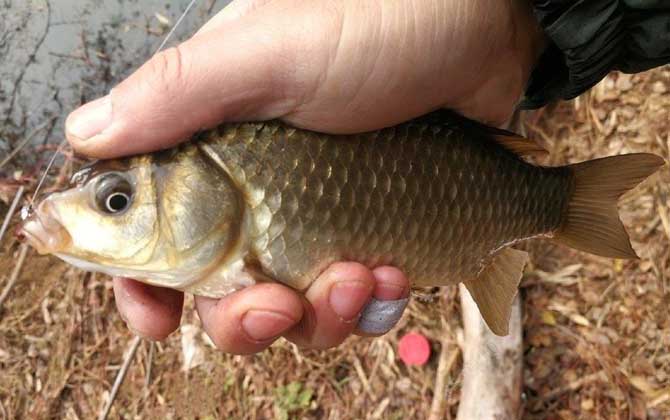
[554,153,664,259]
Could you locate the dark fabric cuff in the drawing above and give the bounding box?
[521,0,670,109]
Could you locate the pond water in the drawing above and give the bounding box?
[0,0,231,169]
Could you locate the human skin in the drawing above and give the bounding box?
[65,0,545,354]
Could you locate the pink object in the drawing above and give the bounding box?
[398,332,431,366]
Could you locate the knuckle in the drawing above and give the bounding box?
[324,261,374,284]
[143,45,187,97]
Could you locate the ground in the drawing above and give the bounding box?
[1,3,669,420]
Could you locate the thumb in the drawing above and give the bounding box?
[65,9,312,158]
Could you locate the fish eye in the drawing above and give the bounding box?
[94,173,133,214]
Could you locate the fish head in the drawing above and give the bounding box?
[19,156,161,266]
[19,146,245,288]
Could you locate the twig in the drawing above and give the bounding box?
[0,186,24,245]
[0,396,7,420]
[428,330,460,420]
[352,355,373,399]
[144,341,155,390]
[98,335,142,420]
[456,285,524,420]
[206,0,218,15]
[649,390,670,408]
[539,371,606,401]
[0,244,29,310]
[47,52,87,62]
[0,117,56,170]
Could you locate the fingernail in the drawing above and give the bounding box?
[358,297,410,335]
[329,281,373,322]
[66,95,112,141]
[242,310,295,342]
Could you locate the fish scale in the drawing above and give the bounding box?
[200,114,570,290]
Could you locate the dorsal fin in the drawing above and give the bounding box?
[490,131,548,157]
[419,108,548,157]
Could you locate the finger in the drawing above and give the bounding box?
[356,266,410,337]
[284,262,375,350]
[113,277,184,340]
[371,266,410,300]
[194,283,302,355]
[65,3,313,158]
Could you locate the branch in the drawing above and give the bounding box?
[456,284,524,420]
[98,336,142,420]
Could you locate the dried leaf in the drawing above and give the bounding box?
[613,259,624,273]
[180,324,205,371]
[536,264,583,285]
[154,12,171,26]
[630,375,656,396]
[570,314,591,327]
[541,311,557,326]
[580,398,594,410]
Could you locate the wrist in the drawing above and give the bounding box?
[511,0,547,88]
[451,1,548,125]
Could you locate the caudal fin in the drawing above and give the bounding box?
[554,153,664,259]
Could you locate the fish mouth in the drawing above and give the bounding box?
[17,201,71,255]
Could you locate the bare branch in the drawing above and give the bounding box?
[98,335,142,420]
[0,244,29,310]
[0,186,24,244]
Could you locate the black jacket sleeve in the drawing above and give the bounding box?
[520,0,670,109]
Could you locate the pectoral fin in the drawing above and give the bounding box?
[463,248,529,336]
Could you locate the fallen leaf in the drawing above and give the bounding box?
[570,314,591,327]
[180,324,205,371]
[541,311,557,326]
[155,12,171,26]
[630,375,656,397]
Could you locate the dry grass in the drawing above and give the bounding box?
[0,67,668,420]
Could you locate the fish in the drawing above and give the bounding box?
[18,111,664,335]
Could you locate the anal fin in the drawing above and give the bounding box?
[463,248,529,336]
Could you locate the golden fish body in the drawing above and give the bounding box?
[195,115,569,292]
[20,111,663,334]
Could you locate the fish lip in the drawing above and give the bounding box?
[16,225,46,252]
[17,200,71,254]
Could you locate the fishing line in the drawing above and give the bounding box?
[154,0,199,55]
[29,139,67,204]
[24,0,199,218]
[21,139,67,220]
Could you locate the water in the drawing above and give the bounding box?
[0,0,230,169]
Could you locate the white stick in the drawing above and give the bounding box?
[456,284,523,420]
[0,244,29,310]
[428,332,460,420]
[0,186,25,245]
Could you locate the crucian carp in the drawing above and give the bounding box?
[18,111,664,335]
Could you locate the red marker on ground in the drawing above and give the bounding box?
[398,332,431,366]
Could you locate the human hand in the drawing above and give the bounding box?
[65,0,545,353]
